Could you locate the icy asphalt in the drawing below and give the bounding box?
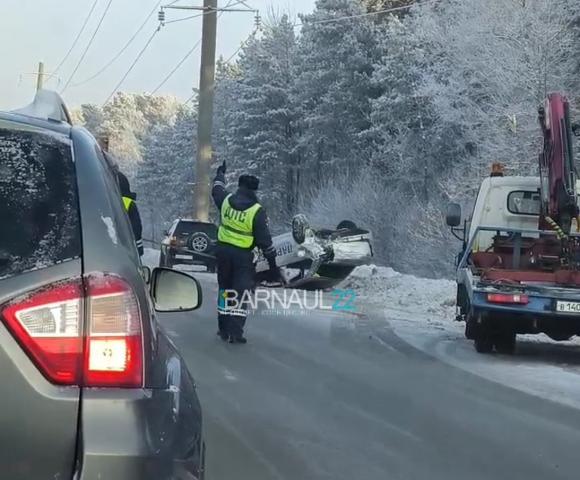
[159,274,580,480]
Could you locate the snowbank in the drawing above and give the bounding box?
[344,265,580,410]
[341,264,456,320]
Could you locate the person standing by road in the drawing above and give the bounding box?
[97,135,143,257]
[118,171,144,257]
[211,162,280,344]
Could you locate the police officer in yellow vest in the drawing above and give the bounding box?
[97,134,143,256]
[212,162,279,344]
[118,170,144,257]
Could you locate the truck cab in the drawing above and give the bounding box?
[447,173,580,354]
[468,176,540,249]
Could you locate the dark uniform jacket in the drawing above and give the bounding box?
[118,171,143,256]
[212,170,276,264]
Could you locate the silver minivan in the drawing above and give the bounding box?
[0,92,205,479]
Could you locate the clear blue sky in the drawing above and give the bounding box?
[1,0,316,110]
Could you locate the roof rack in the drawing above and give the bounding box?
[11,89,72,125]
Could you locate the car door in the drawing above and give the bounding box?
[0,118,82,479]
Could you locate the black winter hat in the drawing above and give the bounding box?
[118,171,131,195]
[238,174,260,191]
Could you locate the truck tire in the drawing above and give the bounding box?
[494,331,516,355]
[474,334,493,354]
[465,319,476,340]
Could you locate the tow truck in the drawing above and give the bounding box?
[447,93,580,354]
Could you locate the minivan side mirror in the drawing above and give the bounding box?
[151,268,202,312]
[446,203,462,227]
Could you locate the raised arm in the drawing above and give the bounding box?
[211,162,228,210]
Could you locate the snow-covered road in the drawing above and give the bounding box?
[343,265,580,410]
[147,248,580,411]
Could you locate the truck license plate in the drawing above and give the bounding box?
[556,301,580,314]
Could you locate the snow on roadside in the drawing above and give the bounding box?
[342,264,580,410]
[341,264,456,321]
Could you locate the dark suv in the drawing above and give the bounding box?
[160,220,217,272]
[0,91,205,480]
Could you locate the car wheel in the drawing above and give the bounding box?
[292,214,309,244]
[188,232,211,253]
[474,333,493,353]
[336,220,357,230]
[494,331,516,355]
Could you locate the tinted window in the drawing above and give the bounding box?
[174,221,217,238]
[0,126,81,279]
[507,190,541,216]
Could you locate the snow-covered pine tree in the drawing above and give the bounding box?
[135,105,197,241]
[415,0,580,199]
[220,15,299,224]
[292,0,383,191]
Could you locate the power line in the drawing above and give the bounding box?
[236,0,253,10]
[223,8,260,64]
[104,26,161,104]
[164,0,250,24]
[293,0,438,28]
[224,26,257,64]
[53,0,99,77]
[151,39,202,94]
[165,12,203,24]
[72,0,163,87]
[61,0,115,93]
[152,0,236,94]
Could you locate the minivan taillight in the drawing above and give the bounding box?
[0,275,143,388]
[1,282,83,385]
[84,276,143,387]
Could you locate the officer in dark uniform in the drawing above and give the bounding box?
[97,134,143,256]
[118,171,144,257]
[212,162,279,344]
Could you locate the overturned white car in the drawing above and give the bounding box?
[255,215,373,290]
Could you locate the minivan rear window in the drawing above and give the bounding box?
[0,126,81,279]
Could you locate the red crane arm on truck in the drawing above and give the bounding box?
[538,93,578,233]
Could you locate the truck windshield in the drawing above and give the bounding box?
[0,125,81,279]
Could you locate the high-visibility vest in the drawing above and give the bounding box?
[218,194,261,248]
[122,196,134,212]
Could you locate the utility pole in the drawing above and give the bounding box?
[194,0,218,221]
[161,1,256,220]
[36,62,45,92]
